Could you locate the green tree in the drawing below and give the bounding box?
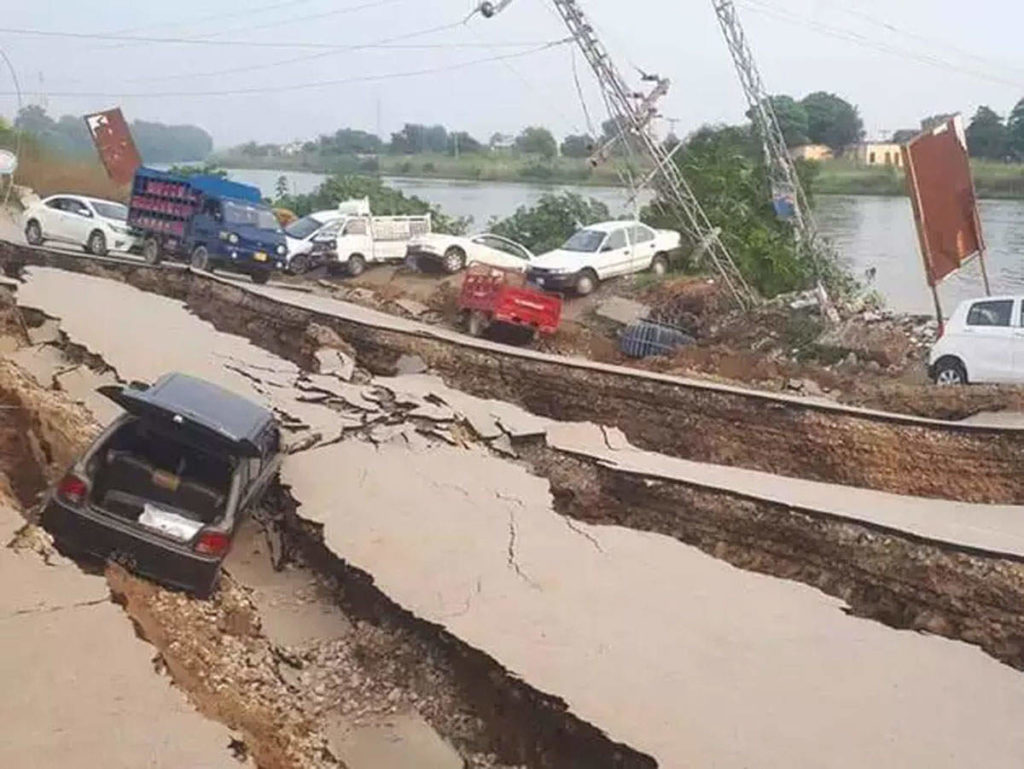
[515,126,557,159]
[488,191,610,254]
[1008,99,1024,159]
[920,113,956,132]
[276,174,469,234]
[642,124,835,297]
[389,124,448,154]
[274,175,289,199]
[560,133,595,158]
[166,163,228,178]
[891,129,918,144]
[446,131,483,155]
[966,106,1009,159]
[750,95,809,147]
[801,92,863,151]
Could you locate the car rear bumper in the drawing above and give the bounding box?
[42,498,222,596]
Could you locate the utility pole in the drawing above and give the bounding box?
[475,0,756,309]
[711,0,841,320]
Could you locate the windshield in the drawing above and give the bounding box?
[284,215,324,240]
[561,229,605,253]
[223,201,281,232]
[92,201,128,221]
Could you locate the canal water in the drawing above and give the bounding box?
[228,168,1024,316]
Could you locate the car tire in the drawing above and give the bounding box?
[289,253,311,275]
[575,269,598,296]
[142,237,162,266]
[251,269,271,285]
[933,357,968,386]
[25,219,43,246]
[442,246,467,274]
[347,254,366,277]
[650,252,669,276]
[191,245,210,272]
[87,230,108,257]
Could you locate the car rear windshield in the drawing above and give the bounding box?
[284,215,324,240]
[224,201,281,232]
[92,202,128,221]
[562,229,605,253]
[90,419,234,526]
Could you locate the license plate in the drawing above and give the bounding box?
[254,252,268,262]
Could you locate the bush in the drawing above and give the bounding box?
[276,174,470,234]
[488,192,610,254]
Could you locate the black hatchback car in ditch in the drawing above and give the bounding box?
[42,373,282,597]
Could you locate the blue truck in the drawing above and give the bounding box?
[128,167,287,284]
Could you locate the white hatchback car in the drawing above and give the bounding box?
[525,220,681,296]
[929,296,1024,385]
[23,194,140,256]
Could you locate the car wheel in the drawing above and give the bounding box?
[289,253,311,275]
[142,237,162,266]
[650,253,669,276]
[575,269,598,296]
[87,230,108,257]
[443,246,467,274]
[347,254,366,277]
[933,357,968,386]
[25,220,43,246]
[190,245,210,271]
[251,269,271,285]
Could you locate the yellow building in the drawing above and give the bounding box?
[851,142,904,167]
[789,144,833,162]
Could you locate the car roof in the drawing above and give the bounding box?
[126,373,273,445]
[579,220,642,233]
[82,196,126,208]
[308,210,344,222]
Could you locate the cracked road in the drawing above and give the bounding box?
[9,264,1024,768]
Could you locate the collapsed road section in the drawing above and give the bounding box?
[4,241,1024,504]
[4,263,1024,767]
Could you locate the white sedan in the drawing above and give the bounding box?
[22,194,140,256]
[407,232,535,274]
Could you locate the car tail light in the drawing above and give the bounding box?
[194,530,231,557]
[57,474,88,506]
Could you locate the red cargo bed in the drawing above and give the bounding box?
[458,264,562,337]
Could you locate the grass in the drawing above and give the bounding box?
[214,150,637,187]
[811,158,1024,199]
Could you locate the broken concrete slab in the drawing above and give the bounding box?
[286,440,1024,768]
[27,318,60,346]
[391,297,430,318]
[8,344,65,387]
[394,354,428,375]
[324,712,463,769]
[54,366,122,425]
[0,514,240,769]
[594,296,649,326]
[315,348,355,381]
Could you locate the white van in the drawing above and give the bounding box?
[330,198,431,277]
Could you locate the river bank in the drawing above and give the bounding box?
[213,152,634,188]
[813,159,1024,199]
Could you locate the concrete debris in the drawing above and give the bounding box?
[594,296,650,326]
[324,712,463,769]
[315,348,356,381]
[26,318,60,346]
[391,297,430,318]
[394,354,428,375]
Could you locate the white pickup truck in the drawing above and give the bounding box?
[332,198,431,276]
[284,198,432,276]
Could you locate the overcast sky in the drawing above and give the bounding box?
[1,0,1022,148]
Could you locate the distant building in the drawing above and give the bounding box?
[789,144,833,162]
[850,142,904,168]
[489,133,516,151]
[281,141,305,156]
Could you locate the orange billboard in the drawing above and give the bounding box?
[902,115,985,287]
[83,108,142,185]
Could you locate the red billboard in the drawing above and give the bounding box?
[902,115,985,287]
[83,108,142,185]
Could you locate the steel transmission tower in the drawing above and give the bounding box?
[477,0,757,309]
[711,0,841,318]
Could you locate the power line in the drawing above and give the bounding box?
[121,19,480,83]
[99,0,323,37]
[737,0,1024,89]
[0,40,572,100]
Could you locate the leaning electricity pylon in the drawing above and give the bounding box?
[475,0,757,310]
[712,0,841,320]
